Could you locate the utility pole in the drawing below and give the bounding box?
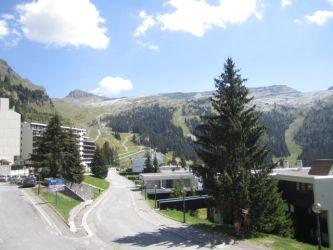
[182,188,186,223]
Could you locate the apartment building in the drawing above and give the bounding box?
[0,98,21,164]
[272,159,333,248]
[21,122,96,166]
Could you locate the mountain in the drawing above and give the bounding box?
[0,59,45,92]
[53,85,333,164]
[0,58,54,123]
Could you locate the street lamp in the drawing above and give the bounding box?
[182,187,186,223]
[312,202,322,250]
[37,167,42,195]
[154,184,157,208]
[144,184,147,200]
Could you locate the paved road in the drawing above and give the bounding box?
[86,169,237,250]
[0,172,261,250]
[0,183,88,250]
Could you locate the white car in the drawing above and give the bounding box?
[0,175,9,182]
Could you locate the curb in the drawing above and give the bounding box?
[68,200,93,233]
[81,181,112,237]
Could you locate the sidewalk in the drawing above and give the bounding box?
[22,188,75,237]
[123,175,266,250]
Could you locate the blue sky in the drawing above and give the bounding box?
[0,0,333,98]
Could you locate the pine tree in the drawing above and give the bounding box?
[31,114,65,178]
[171,179,184,198]
[103,141,113,165]
[194,58,292,236]
[153,154,159,173]
[180,157,187,169]
[171,153,177,165]
[91,146,108,179]
[62,130,84,183]
[143,151,154,173]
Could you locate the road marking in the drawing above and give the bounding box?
[21,189,63,236]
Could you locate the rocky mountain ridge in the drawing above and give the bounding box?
[59,85,333,112]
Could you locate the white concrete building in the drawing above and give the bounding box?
[139,171,199,195]
[272,159,333,248]
[21,122,96,166]
[0,98,21,164]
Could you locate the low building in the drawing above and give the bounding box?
[139,171,199,196]
[20,122,96,166]
[272,159,333,248]
[0,98,21,165]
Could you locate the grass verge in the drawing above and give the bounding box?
[144,196,328,250]
[83,175,110,190]
[83,175,110,200]
[32,187,81,221]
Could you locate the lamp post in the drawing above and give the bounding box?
[154,184,157,208]
[182,188,186,223]
[312,202,322,250]
[144,184,147,200]
[37,167,42,195]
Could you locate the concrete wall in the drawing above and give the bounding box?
[0,98,21,164]
[0,165,11,175]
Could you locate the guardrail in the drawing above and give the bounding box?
[157,195,212,210]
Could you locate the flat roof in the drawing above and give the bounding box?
[140,172,195,181]
[272,167,333,184]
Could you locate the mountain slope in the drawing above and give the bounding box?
[63,89,112,104]
[0,59,45,91]
[0,59,54,122]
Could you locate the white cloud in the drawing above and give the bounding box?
[153,0,262,37]
[0,20,9,38]
[329,0,333,6]
[2,14,15,20]
[91,76,133,96]
[137,40,159,51]
[16,0,110,49]
[281,0,293,7]
[134,11,156,37]
[305,10,333,25]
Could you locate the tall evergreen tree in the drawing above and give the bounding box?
[180,157,187,169]
[103,141,113,165]
[143,151,154,173]
[62,130,84,183]
[194,58,291,236]
[153,154,159,173]
[91,146,108,179]
[31,114,65,178]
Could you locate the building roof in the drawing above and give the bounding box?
[272,167,333,184]
[139,172,195,181]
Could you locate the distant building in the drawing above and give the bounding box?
[272,159,333,248]
[0,98,21,164]
[139,171,199,196]
[20,122,96,166]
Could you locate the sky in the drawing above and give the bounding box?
[0,0,333,98]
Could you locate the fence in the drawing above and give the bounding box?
[64,180,94,201]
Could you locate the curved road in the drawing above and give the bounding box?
[0,171,258,250]
[86,169,235,250]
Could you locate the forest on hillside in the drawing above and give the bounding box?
[185,106,294,160]
[0,75,54,122]
[296,104,333,165]
[103,105,197,160]
[260,107,295,159]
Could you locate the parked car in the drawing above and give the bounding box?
[0,175,9,182]
[10,175,24,185]
[22,176,36,188]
